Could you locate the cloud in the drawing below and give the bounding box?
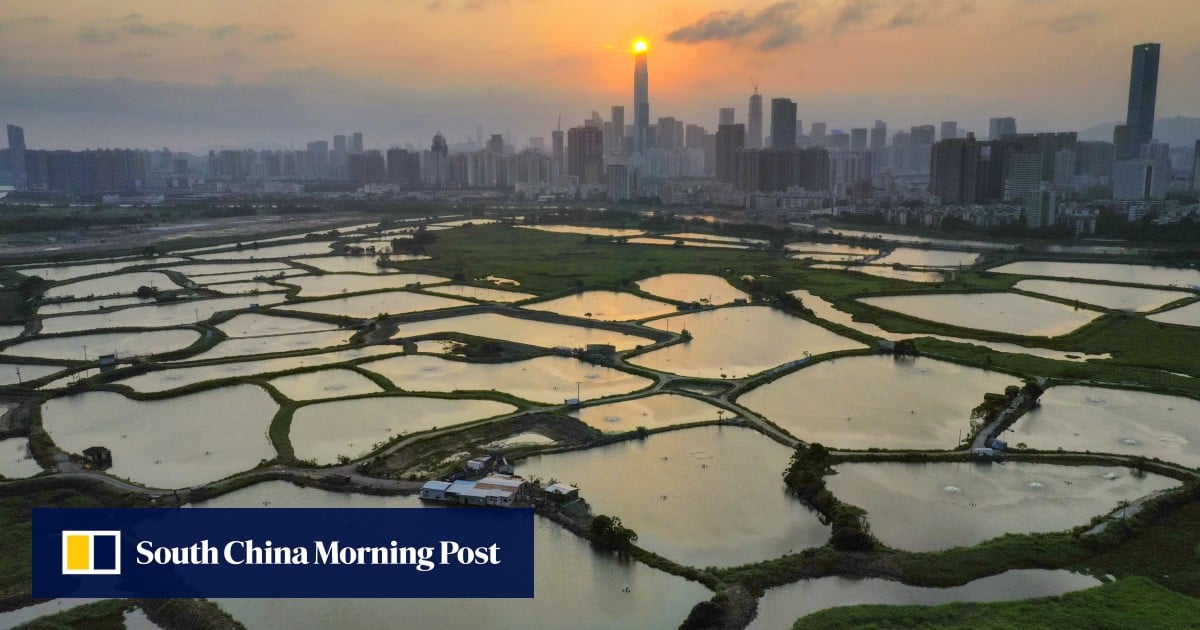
[886,3,930,28]
[78,26,119,46]
[462,0,505,10]
[422,0,512,10]
[885,0,972,29]
[833,0,874,32]
[210,24,239,41]
[122,14,191,38]
[77,14,192,45]
[666,2,805,51]
[0,15,53,31]
[254,28,294,43]
[1047,10,1101,33]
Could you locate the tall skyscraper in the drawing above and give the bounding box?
[747,88,763,149]
[715,124,745,183]
[5,124,27,189]
[429,132,450,188]
[351,132,364,154]
[332,134,348,180]
[719,108,735,126]
[1124,42,1161,159]
[633,41,650,156]
[989,117,1017,140]
[610,106,625,156]
[1192,140,1200,191]
[770,98,797,149]
[940,121,957,141]
[551,122,565,182]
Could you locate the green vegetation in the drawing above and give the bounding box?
[0,479,149,606]
[16,598,127,629]
[783,443,875,552]
[793,577,1200,629]
[588,514,639,553]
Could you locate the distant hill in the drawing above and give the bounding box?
[1078,116,1200,147]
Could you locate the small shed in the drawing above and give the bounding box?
[82,446,112,469]
[448,481,490,506]
[544,483,580,503]
[466,456,493,472]
[586,344,616,357]
[420,480,453,501]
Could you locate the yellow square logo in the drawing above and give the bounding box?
[61,531,121,575]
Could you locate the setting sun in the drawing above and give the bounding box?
[633,39,647,54]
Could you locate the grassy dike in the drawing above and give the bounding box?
[793,577,1200,629]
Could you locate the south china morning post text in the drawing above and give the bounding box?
[134,538,502,572]
[33,507,535,598]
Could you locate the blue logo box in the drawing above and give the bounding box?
[35,508,535,598]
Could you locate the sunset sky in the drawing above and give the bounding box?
[0,0,1197,151]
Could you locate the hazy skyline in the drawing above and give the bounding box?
[0,0,1197,151]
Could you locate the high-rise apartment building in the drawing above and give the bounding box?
[989,117,1017,140]
[715,124,745,183]
[567,125,604,185]
[850,128,868,151]
[657,117,677,150]
[930,133,980,205]
[810,123,827,147]
[718,108,735,127]
[909,125,936,173]
[870,121,887,151]
[770,98,797,149]
[606,163,630,202]
[610,106,625,156]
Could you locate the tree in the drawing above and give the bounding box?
[589,515,638,553]
[413,227,437,245]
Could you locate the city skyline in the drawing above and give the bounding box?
[0,1,1197,151]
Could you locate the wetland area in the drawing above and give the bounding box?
[4,215,1200,629]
